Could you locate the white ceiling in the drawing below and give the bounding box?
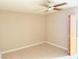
[0,0,77,14]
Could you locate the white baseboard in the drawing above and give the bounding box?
[2,41,46,54]
[45,41,68,51]
[2,41,68,54]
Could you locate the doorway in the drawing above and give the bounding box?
[68,14,77,55]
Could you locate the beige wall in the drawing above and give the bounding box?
[46,8,77,49]
[0,7,77,53]
[0,11,45,52]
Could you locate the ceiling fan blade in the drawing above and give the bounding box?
[53,8,62,11]
[44,9,49,12]
[40,0,54,7]
[48,0,54,3]
[53,2,67,7]
[41,4,48,7]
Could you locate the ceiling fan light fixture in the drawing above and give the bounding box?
[40,0,67,12]
[48,7,51,10]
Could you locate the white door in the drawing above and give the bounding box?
[68,14,77,56]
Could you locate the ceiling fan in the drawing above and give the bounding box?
[40,0,67,12]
